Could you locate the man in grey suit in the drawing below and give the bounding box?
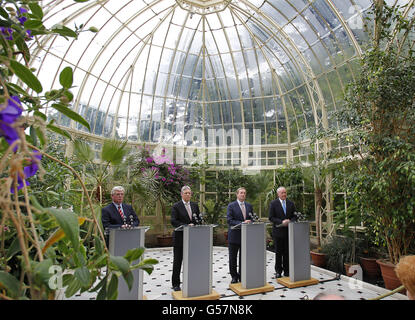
[268,186,297,278]
[170,185,201,291]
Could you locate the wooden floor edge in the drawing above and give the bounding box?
[172,289,221,300]
[276,277,320,289]
[229,282,275,296]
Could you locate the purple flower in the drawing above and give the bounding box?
[11,151,42,193]
[25,29,33,40]
[154,154,173,165]
[17,8,28,25]
[146,157,153,163]
[0,96,23,151]
[1,27,13,41]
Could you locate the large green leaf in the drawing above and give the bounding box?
[0,271,21,298]
[14,34,30,62]
[59,67,73,89]
[46,208,80,250]
[52,25,78,39]
[101,139,128,165]
[33,259,54,285]
[130,258,158,275]
[122,271,133,291]
[46,122,72,140]
[124,247,144,263]
[50,103,90,131]
[24,19,43,30]
[107,274,118,300]
[65,277,82,298]
[9,60,43,93]
[29,2,44,19]
[0,6,8,19]
[74,266,91,287]
[109,255,129,274]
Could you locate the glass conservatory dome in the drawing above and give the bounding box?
[31,0,375,167]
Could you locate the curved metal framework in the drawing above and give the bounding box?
[31,0,376,163]
[28,0,413,238]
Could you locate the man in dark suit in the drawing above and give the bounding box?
[226,187,254,284]
[170,185,201,291]
[101,186,140,233]
[268,186,297,278]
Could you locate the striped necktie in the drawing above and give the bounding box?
[282,200,286,215]
[117,205,125,219]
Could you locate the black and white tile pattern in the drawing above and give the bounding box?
[58,246,408,300]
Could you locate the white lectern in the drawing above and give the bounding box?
[229,222,274,296]
[277,221,319,288]
[108,226,149,300]
[172,224,220,300]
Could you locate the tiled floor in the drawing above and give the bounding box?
[59,246,408,300]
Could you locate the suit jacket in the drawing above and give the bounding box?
[268,198,297,239]
[171,201,201,247]
[101,203,140,230]
[227,200,254,245]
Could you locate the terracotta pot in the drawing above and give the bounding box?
[359,256,381,278]
[376,259,405,293]
[156,235,173,247]
[310,251,326,268]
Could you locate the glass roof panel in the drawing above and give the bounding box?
[32,0,378,164]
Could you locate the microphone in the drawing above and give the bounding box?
[122,214,127,227]
[192,213,201,225]
[129,215,134,227]
[293,211,305,221]
[247,212,258,222]
[199,212,205,225]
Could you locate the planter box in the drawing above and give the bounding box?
[359,256,381,278]
[376,259,405,294]
[156,235,173,247]
[310,251,326,268]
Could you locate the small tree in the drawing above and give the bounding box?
[337,2,415,264]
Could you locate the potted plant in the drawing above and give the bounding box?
[359,247,382,279]
[131,146,192,246]
[310,246,327,268]
[331,198,362,277]
[336,3,415,290]
[202,199,226,244]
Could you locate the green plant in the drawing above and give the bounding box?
[0,1,157,300]
[130,146,192,236]
[336,2,415,265]
[321,236,364,274]
[202,199,225,226]
[72,138,129,205]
